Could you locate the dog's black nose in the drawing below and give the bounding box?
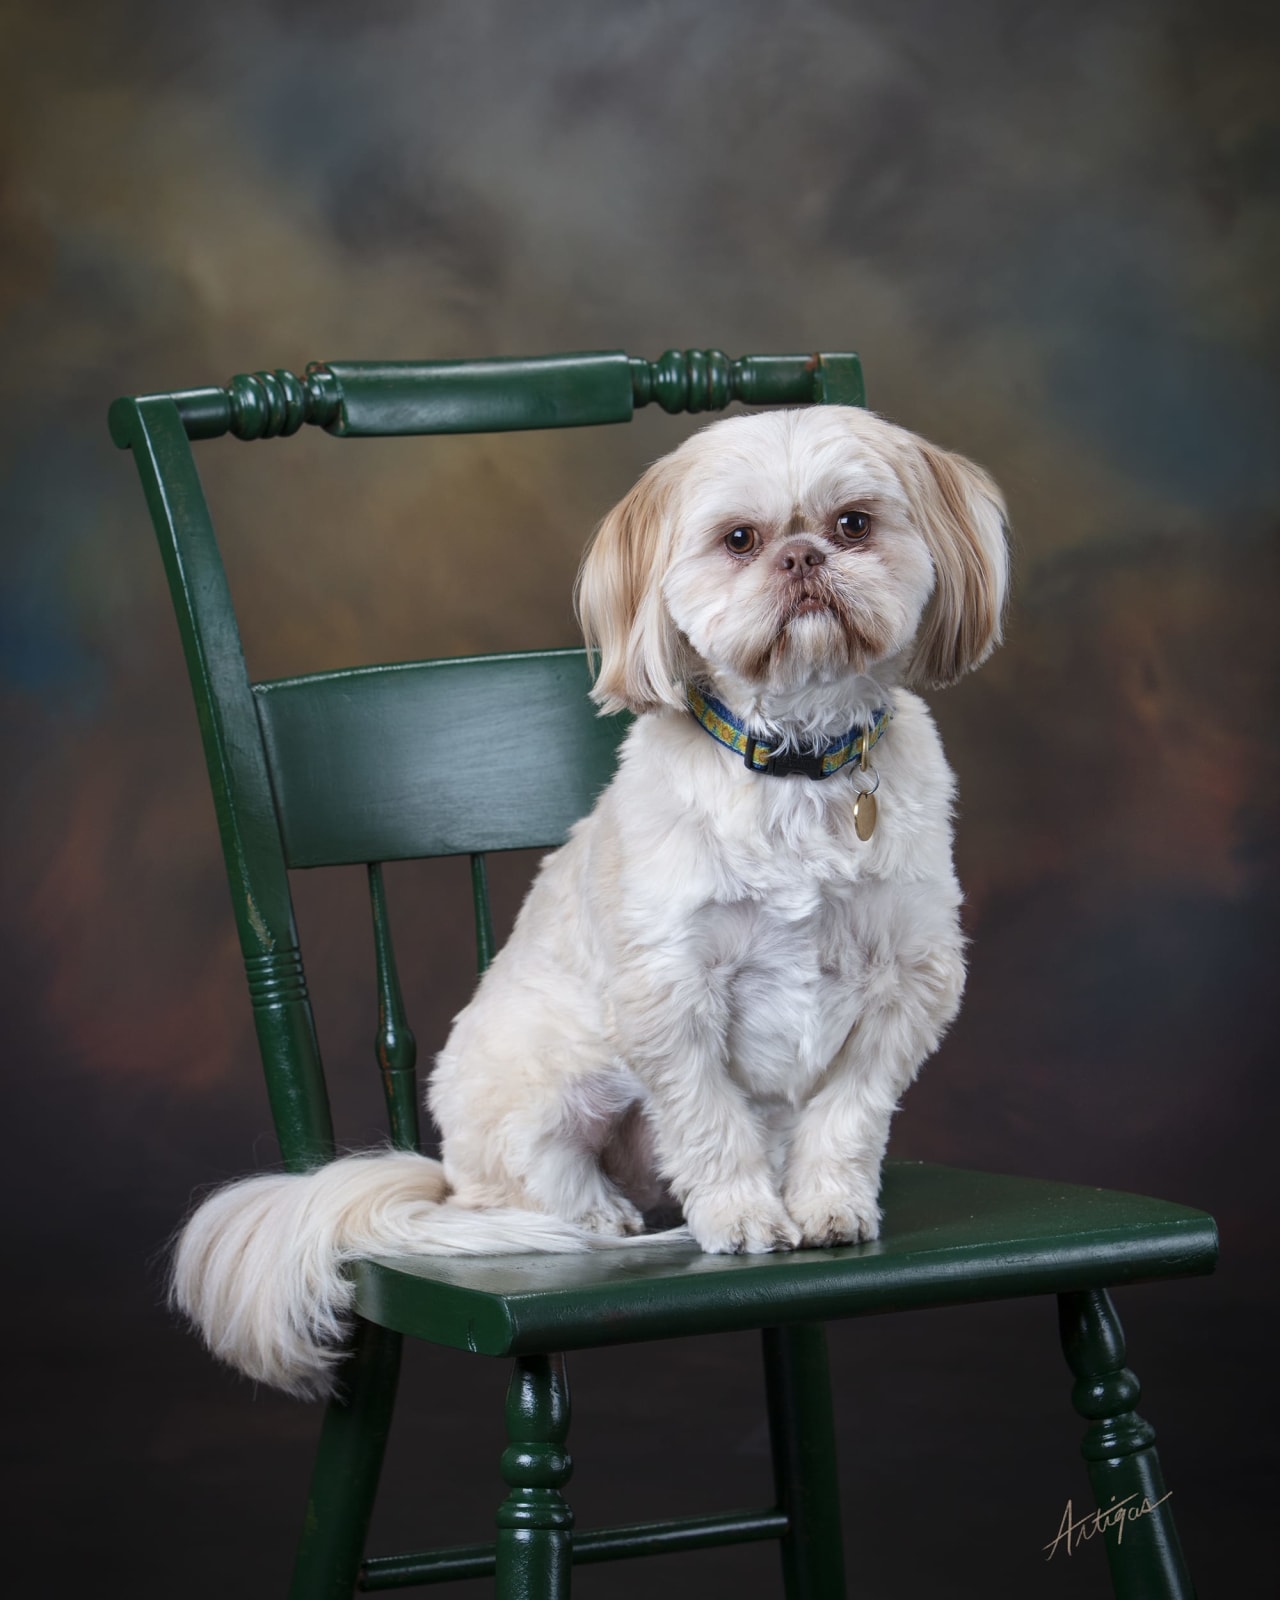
[776,539,825,572]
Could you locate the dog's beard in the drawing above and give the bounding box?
[730,576,897,687]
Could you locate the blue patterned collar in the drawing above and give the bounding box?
[686,685,891,780]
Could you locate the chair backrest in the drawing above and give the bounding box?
[109,349,866,1171]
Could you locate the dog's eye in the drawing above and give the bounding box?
[836,511,870,542]
[724,526,758,556]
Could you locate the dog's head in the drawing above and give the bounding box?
[576,407,1008,716]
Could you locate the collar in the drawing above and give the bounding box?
[685,685,891,780]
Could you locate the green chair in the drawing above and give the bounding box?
[109,350,1216,1600]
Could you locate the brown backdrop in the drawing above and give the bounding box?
[2,2,1276,1594]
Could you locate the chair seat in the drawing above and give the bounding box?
[351,1161,1218,1357]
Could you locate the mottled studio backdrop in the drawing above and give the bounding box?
[2,1,1276,1595]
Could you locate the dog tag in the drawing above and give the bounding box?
[853,790,877,841]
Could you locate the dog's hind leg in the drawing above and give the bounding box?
[505,1069,650,1236]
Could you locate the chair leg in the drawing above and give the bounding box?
[762,1325,847,1600]
[1057,1289,1196,1599]
[495,1352,574,1600]
[289,1319,402,1600]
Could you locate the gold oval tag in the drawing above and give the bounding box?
[853,790,877,842]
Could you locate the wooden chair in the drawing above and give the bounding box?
[109,350,1217,1600]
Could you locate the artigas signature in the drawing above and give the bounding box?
[1044,1490,1173,1559]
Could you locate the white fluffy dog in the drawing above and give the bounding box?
[173,405,1008,1396]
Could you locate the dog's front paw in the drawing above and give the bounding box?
[784,1182,881,1248]
[684,1185,802,1255]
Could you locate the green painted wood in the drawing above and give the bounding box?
[629,349,865,413]
[762,1326,846,1600]
[316,354,634,436]
[565,1508,788,1567]
[108,369,342,444]
[495,1354,573,1600]
[470,854,496,975]
[350,1163,1218,1359]
[252,651,628,868]
[108,350,866,446]
[1057,1289,1195,1599]
[358,1509,789,1588]
[291,1320,403,1600]
[368,865,420,1152]
[813,353,866,407]
[108,396,334,1172]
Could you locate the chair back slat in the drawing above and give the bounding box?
[252,650,628,869]
[368,863,420,1152]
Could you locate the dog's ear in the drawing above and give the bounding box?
[903,442,1009,689]
[575,459,688,714]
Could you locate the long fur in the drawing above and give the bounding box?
[169,1152,650,1398]
[171,405,1008,1396]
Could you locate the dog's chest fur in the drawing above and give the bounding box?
[698,885,865,1102]
[592,705,948,1106]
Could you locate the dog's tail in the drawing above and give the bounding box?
[168,1150,609,1399]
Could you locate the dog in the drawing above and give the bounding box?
[172,404,1008,1397]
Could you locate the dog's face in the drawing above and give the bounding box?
[577,407,1008,715]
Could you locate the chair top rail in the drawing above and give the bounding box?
[108,348,865,444]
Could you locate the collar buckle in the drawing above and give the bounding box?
[744,737,827,780]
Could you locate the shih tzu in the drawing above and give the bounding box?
[173,404,1008,1396]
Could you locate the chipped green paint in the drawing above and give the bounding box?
[245,895,274,952]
